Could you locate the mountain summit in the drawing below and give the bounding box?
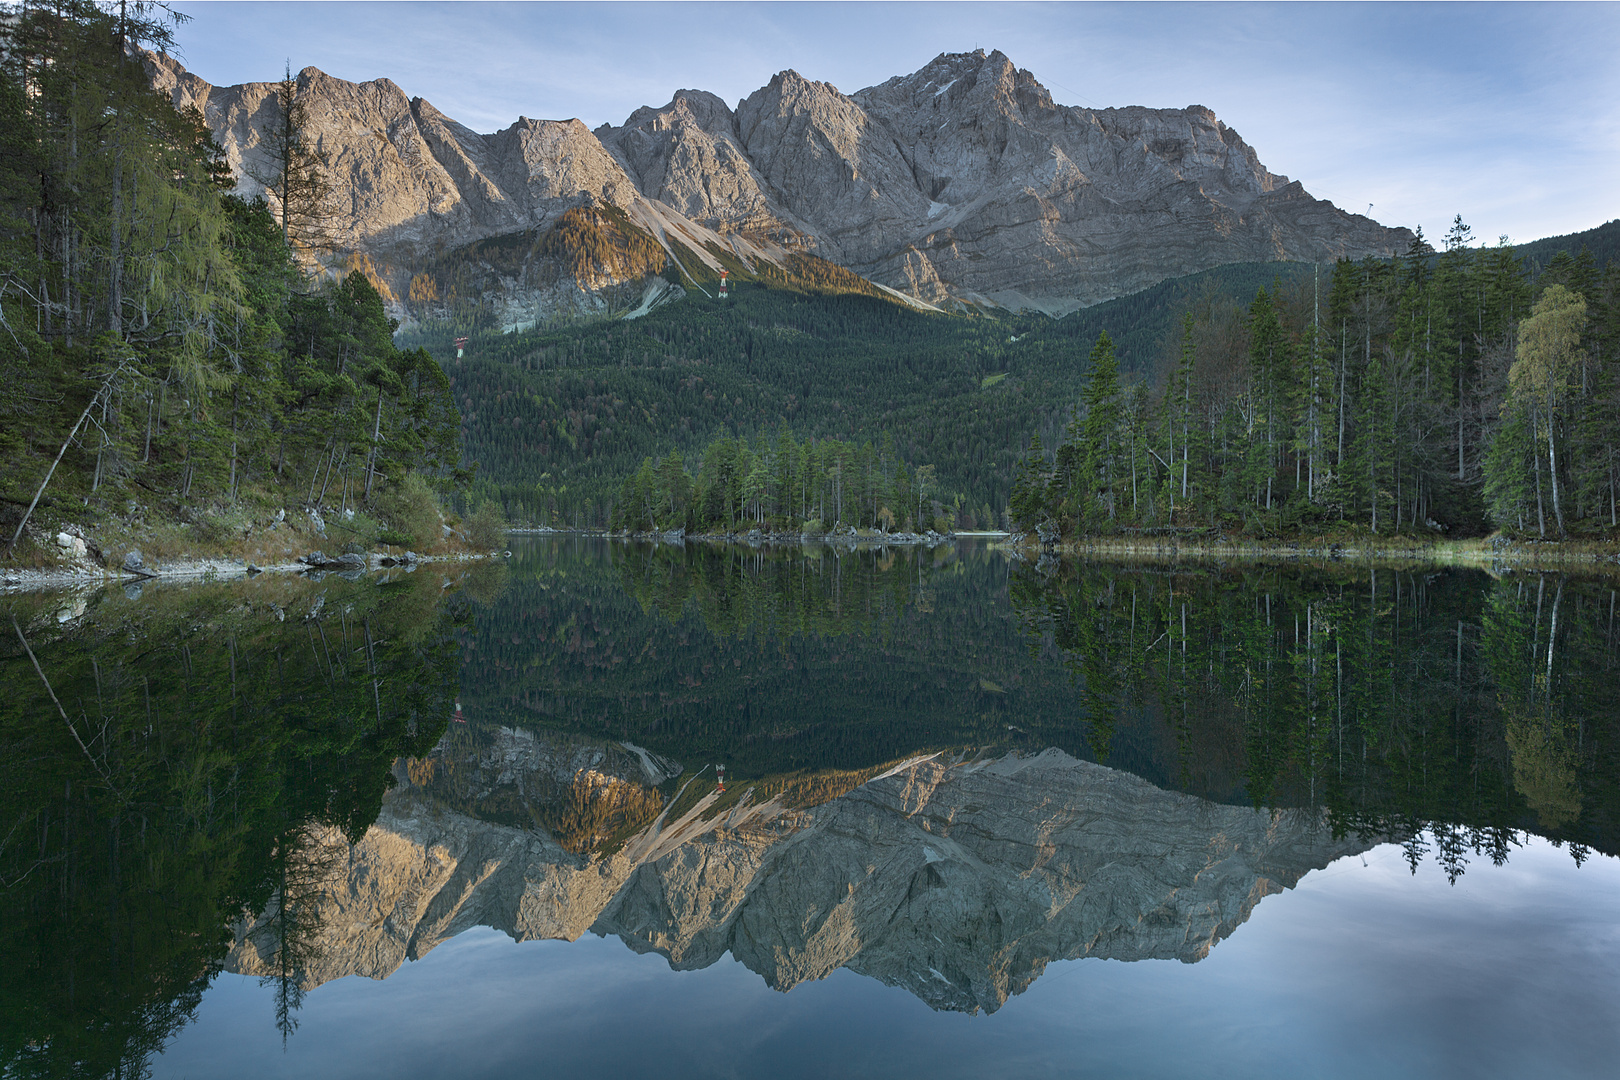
[150,48,1409,318]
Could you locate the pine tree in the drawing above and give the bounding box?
[248,62,335,254]
[1075,331,1122,530]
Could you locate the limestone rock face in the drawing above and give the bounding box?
[833,50,1405,312]
[150,48,1410,316]
[596,91,801,242]
[147,52,638,258]
[229,740,1370,1013]
[736,69,930,266]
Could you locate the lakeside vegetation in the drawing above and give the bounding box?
[609,429,963,535]
[1010,226,1619,542]
[0,3,467,569]
[551,221,1617,549]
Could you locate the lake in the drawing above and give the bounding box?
[3,537,1617,1079]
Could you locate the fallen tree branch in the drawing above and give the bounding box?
[6,363,130,555]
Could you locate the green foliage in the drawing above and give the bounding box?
[374,471,443,550]
[1028,228,1620,539]
[610,429,946,534]
[0,7,462,560]
[406,282,1045,528]
[465,498,507,550]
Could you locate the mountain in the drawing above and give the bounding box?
[226,735,1369,1014]
[147,49,1410,321]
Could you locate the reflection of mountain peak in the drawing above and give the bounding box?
[601,748,1368,1011]
[229,738,1367,1011]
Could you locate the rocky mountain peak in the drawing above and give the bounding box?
[153,46,1411,320]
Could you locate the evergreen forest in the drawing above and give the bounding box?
[609,429,966,535]
[0,3,462,562]
[1011,227,1620,540]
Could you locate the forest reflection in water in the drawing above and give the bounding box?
[0,567,472,1080]
[462,537,1618,869]
[2,537,1617,1079]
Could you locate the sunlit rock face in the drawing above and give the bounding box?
[227,737,1369,1013]
[148,49,1408,317]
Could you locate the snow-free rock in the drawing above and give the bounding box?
[148,48,1409,319]
[226,742,1372,1013]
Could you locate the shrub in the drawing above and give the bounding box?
[375,474,442,552]
[465,499,507,550]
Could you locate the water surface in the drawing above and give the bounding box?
[3,539,1616,1078]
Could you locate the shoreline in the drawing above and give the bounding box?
[0,550,497,597]
[995,533,1620,577]
[9,526,1619,595]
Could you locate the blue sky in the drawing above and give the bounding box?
[170,2,1619,246]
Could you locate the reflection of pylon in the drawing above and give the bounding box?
[453,701,466,724]
[454,336,468,359]
[715,764,726,793]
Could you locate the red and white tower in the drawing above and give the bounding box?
[718,270,729,300]
[454,336,468,359]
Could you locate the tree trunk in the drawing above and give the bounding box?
[1546,403,1565,536]
[7,374,119,551]
[1532,410,1546,537]
[228,387,240,502]
[363,388,383,502]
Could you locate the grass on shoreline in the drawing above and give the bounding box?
[1008,529,1620,578]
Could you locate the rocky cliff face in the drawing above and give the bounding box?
[149,49,1408,318]
[228,738,1371,1013]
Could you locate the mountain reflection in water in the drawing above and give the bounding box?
[228,731,1365,1015]
[3,537,1617,1078]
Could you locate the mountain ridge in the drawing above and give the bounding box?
[148,48,1412,321]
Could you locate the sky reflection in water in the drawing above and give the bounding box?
[155,840,1618,1080]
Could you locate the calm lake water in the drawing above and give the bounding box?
[3,537,1617,1079]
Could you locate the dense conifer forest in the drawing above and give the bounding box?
[0,3,462,562]
[1011,227,1620,539]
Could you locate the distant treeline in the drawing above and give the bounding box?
[1011,226,1620,538]
[610,430,966,534]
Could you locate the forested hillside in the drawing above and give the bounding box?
[0,3,462,563]
[404,283,1044,526]
[1012,223,1620,539]
[425,218,1618,540]
[405,258,1344,527]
